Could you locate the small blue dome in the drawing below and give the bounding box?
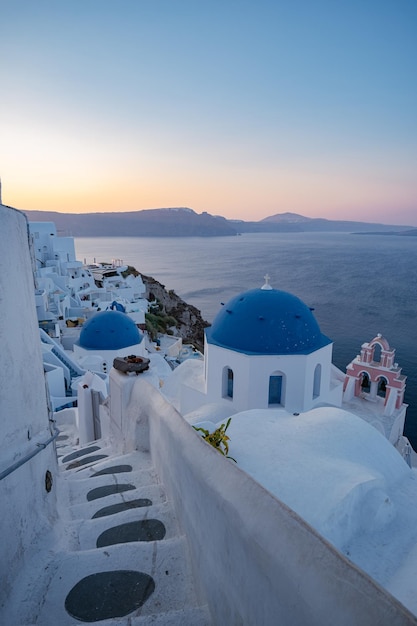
[78,311,143,351]
[206,288,331,355]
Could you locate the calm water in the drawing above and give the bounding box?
[75,232,417,445]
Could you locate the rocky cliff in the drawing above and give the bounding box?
[139,272,209,352]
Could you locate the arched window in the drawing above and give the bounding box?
[373,343,382,364]
[222,366,234,399]
[269,371,285,406]
[377,377,388,398]
[361,372,371,393]
[313,364,321,399]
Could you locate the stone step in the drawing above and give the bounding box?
[67,483,167,520]
[38,442,212,624]
[58,443,113,472]
[76,501,179,550]
[65,466,160,504]
[74,450,154,476]
[4,436,212,624]
[33,538,203,625]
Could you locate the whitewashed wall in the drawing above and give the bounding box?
[110,371,417,625]
[0,207,58,609]
[205,341,339,414]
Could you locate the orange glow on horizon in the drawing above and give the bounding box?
[2,123,416,226]
[5,178,416,227]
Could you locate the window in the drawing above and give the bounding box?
[361,372,370,393]
[269,374,283,405]
[313,364,321,399]
[222,367,234,399]
[377,377,388,398]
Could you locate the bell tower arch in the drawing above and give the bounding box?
[343,334,407,443]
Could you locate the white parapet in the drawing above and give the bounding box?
[111,374,416,625]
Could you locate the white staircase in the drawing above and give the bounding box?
[6,428,212,625]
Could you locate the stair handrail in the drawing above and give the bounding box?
[0,422,59,481]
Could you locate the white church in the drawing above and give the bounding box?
[163,275,407,456]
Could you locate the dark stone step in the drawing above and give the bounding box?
[87,484,136,502]
[91,464,132,477]
[65,570,155,622]
[92,499,152,519]
[62,446,101,464]
[66,455,108,470]
[96,520,166,548]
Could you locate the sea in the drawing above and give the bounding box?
[75,232,417,447]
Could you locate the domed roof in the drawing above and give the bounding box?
[206,287,331,355]
[78,310,143,351]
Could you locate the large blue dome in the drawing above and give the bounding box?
[78,311,143,351]
[206,288,331,355]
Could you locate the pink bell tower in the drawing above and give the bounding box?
[343,334,407,444]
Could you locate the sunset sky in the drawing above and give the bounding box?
[1,1,416,225]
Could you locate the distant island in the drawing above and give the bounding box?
[355,229,417,237]
[22,207,417,237]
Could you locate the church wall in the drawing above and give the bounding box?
[205,343,246,407]
[304,343,335,407]
[205,342,335,414]
[245,353,304,411]
[246,356,276,408]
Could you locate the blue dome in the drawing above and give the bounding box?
[206,288,331,355]
[78,311,143,351]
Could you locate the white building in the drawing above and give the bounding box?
[205,279,342,412]
[175,277,343,417]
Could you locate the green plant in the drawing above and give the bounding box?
[145,313,159,341]
[193,418,236,462]
[145,310,179,340]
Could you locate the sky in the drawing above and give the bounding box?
[1,0,416,225]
